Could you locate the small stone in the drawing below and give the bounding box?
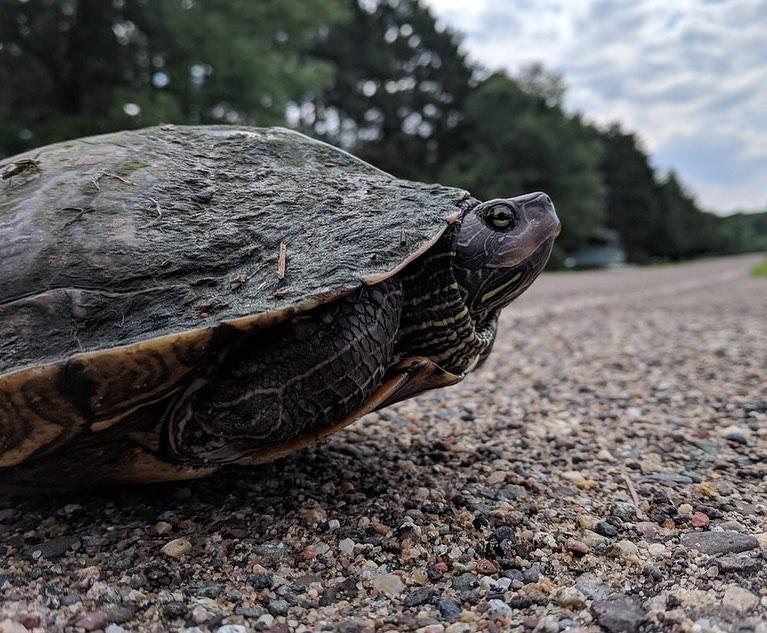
[565,539,590,555]
[679,531,758,555]
[611,501,637,521]
[339,538,355,556]
[248,573,274,590]
[486,599,513,620]
[302,506,327,524]
[522,564,541,583]
[716,556,761,573]
[437,598,462,621]
[475,558,498,574]
[691,512,710,528]
[327,519,340,530]
[372,572,405,596]
[648,543,666,557]
[105,625,126,633]
[487,471,506,485]
[635,522,659,540]
[452,573,478,591]
[217,626,247,633]
[268,599,289,616]
[722,585,758,613]
[256,614,275,629]
[595,521,618,537]
[592,596,646,633]
[721,425,750,445]
[0,621,28,633]
[404,587,436,607]
[153,521,173,535]
[75,611,108,631]
[582,530,610,549]
[615,539,639,556]
[161,537,192,558]
[558,587,587,610]
[191,605,211,624]
[677,503,693,517]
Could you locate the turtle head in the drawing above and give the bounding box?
[453,192,560,319]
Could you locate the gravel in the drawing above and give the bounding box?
[0,254,765,632]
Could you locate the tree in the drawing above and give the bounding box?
[598,125,664,262]
[0,0,347,157]
[309,0,473,180]
[439,73,605,265]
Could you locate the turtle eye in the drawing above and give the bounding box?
[485,204,515,231]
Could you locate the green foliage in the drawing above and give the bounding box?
[751,258,767,278]
[439,74,605,265]
[1,0,764,267]
[308,0,472,180]
[0,0,347,155]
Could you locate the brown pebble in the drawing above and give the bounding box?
[475,558,499,574]
[160,537,192,559]
[691,512,710,528]
[20,614,41,629]
[75,611,107,631]
[565,538,591,555]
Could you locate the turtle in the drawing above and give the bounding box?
[0,125,559,491]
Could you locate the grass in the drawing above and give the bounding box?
[751,258,767,278]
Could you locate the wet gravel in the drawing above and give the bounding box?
[1,254,766,633]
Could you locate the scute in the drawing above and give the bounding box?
[0,125,467,374]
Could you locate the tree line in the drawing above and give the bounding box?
[1,0,764,267]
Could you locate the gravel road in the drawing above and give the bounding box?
[1,254,765,633]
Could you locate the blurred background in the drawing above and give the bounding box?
[1,0,765,269]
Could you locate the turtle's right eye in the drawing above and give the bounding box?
[485,204,516,231]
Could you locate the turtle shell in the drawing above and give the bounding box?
[0,125,467,476]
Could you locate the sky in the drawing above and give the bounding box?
[423,0,767,214]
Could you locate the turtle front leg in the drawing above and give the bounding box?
[165,280,403,464]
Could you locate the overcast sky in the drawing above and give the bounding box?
[424,0,767,213]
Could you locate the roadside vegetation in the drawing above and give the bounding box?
[1,0,765,267]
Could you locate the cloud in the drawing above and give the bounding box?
[424,0,767,212]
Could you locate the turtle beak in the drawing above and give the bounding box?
[493,192,560,268]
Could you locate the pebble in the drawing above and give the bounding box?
[372,572,405,596]
[679,531,759,555]
[0,622,27,633]
[268,599,289,616]
[721,585,758,613]
[677,503,693,517]
[403,587,435,607]
[191,605,211,624]
[161,537,192,558]
[74,611,108,631]
[592,596,646,633]
[437,597,462,620]
[565,538,590,555]
[486,599,513,620]
[217,626,247,633]
[452,573,478,591]
[611,501,637,520]
[595,521,618,537]
[615,539,639,556]
[582,530,610,549]
[691,512,710,528]
[716,555,761,573]
[105,625,126,633]
[721,425,751,445]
